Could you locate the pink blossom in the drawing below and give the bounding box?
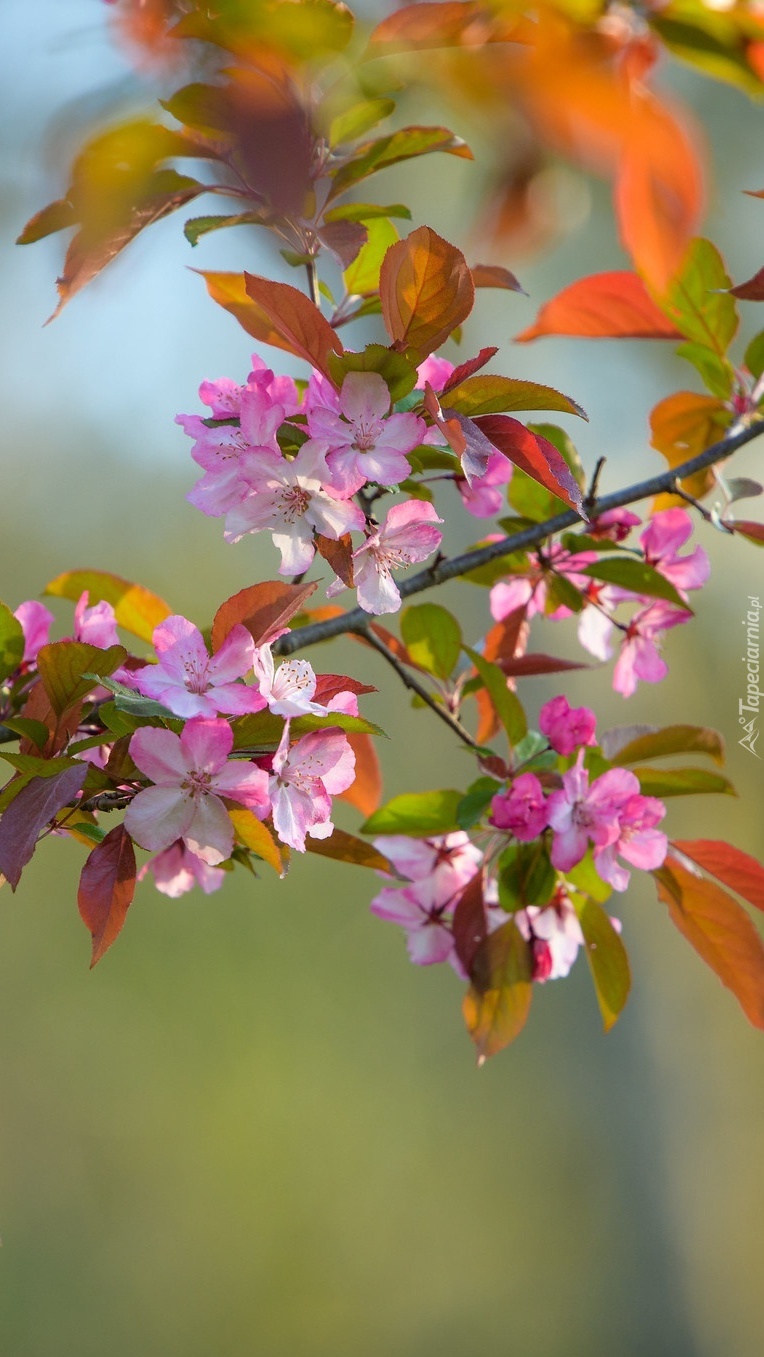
[73,591,120,648]
[490,773,548,840]
[342,501,443,615]
[594,793,667,890]
[224,440,365,574]
[125,717,270,865]
[133,615,265,719]
[456,449,512,518]
[640,508,710,596]
[370,876,459,965]
[307,372,425,495]
[516,889,584,981]
[587,509,641,542]
[546,753,637,871]
[14,600,55,664]
[182,386,286,519]
[416,356,455,391]
[138,841,226,897]
[612,600,691,697]
[268,721,356,851]
[490,543,596,622]
[539,695,597,756]
[373,832,482,891]
[253,644,342,718]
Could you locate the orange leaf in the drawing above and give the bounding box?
[211,581,318,652]
[515,271,682,342]
[228,806,285,875]
[78,825,136,967]
[379,225,474,361]
[462,917,533,1060]
[672,840,764,914]
[650,391,729,509]
[244,272,344,378]
[338,732,382,817]
[45,568,171,643]
[315,533,355,587]
[656,860,764,1029]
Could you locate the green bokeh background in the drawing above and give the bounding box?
[1,5,763,1354]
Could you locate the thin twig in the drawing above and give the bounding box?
[305,257,320,308]
[356,625,481,750]
[274,415,764,656]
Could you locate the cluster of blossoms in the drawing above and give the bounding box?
[369,694,667,983]
[490,505,710,696]
[7,591,362,898]
[177,355,448,615]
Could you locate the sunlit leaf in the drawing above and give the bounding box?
[601,724,724,766]
[343,216,399,295]
[656,860,764,1028]
[445,374,586,420]
[78,825,136,967]
[330,126,472,198]
[579,558,689,609]
[45,568,171,643]
[244,272,344,377]
[657,238,738,354]
[329,98,396,146]
[380,225,474,361]
[305,827,394,872]
[211,580,318,651]
[400,603,462,679]
[228,806,285,875]
[361,788,463,835]
[183,211,275,246]
[328,343,418,402]
[671,839,764,914]
[463,645,527,747]
[515,272,682,342]
[474,415,585,515]
[650,390,729,509]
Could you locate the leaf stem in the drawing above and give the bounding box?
[355,624,481,750]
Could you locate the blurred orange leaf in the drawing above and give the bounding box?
[515,272,682,342]
[650,391,729,509]
[338,732,383,817]
[379,225,474,360]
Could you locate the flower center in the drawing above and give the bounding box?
[351,416,382,453]
[182,770,213,799]
[278,484,310,523]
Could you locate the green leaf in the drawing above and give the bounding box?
[544,573,585,614]
[463,919,533,1061]
[0,717,51,752]
[361,788,463,836]
[579,558,690,609]
[676,341,734,398]
[632,766,737,797]
[445,376,586,420]
[329,98,396,146]
[566,851,613,904]
[656,237,738,356]
[37,643,128,718]
[456,777,499,830]
[463,646,527,746]
[497,842,556,913]
[508,468,566,524]
[328,344,418,403]
[0,602,24,683]
[574,897,631,1032]
[99,700,168,737]
[343,216,399,295]
[94,676,178,721]
[400,603,462,680]
[601,723,725,766]
[649,16,764,98]
[745,330,764,380]
[291,712,386,738]
[184,212,273,246]
[323,202,412,223]
[329,125,472,198]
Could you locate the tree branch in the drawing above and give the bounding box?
[275,414,764,656]
[355,624,481,750]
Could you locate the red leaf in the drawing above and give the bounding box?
[211,581,318,652]
[312,674,377,704]
[441,346,499,393]
[656,860,764,1029]
[728,267,764,301]
[0,764,88,889]
[78,825,136,967]
[314,533,355,587]
[515,271,682,342]
[338,732,383,817]
[471,263,525,293]
[731,520,764,546]
[453,872,488,976]
[484,609,528,666]
[379,225,474,360]
[672,841,764,914]
[474,414,585,514]
[499,653,590,677]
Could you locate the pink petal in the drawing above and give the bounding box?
[180,716,233,773]
[184,792,235,865]
[129,727,190,784]
[125,785,194,852]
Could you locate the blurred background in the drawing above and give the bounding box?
[1,3,764,1354]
